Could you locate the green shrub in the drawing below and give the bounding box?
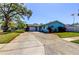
[15,30,25,33]
[6,30,11,32]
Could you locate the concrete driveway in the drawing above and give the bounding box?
[0,32,44,55]
[0,32,79,55]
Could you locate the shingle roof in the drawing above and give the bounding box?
[45,20,65,26]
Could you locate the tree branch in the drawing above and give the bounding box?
[7,3,12,14]
[10,12,25,20]
[10,12,22,17]
[8,4,18,14]
[0,7,5,14]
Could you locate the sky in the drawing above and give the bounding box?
[24,3,79,24]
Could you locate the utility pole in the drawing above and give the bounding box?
[78,9,79,16]
[71,13,75,32]
[77,9,79,32]
[71,9,79,32]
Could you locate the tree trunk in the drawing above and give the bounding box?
[2,15,10,32]
[3,14,11,32]
[3,20,9,32]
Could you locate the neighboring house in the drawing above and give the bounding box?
[27,24,40,31]
[27,20,65,33]
[65,24,79,32]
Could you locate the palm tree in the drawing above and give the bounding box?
[0,3,32,32]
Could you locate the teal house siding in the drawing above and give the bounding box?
[41,21,65,32]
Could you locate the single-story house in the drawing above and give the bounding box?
[26,20,66,32]
[41,20,65,32]
[65,24,79,32]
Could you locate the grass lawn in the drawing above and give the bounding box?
[56,32,79,38]
[71,40,79,44]
[0,32,20,44]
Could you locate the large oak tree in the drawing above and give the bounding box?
[0,3,32,32]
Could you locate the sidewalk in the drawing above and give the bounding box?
[63,36,79,41]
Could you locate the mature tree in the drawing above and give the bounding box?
[0,3,32,32]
